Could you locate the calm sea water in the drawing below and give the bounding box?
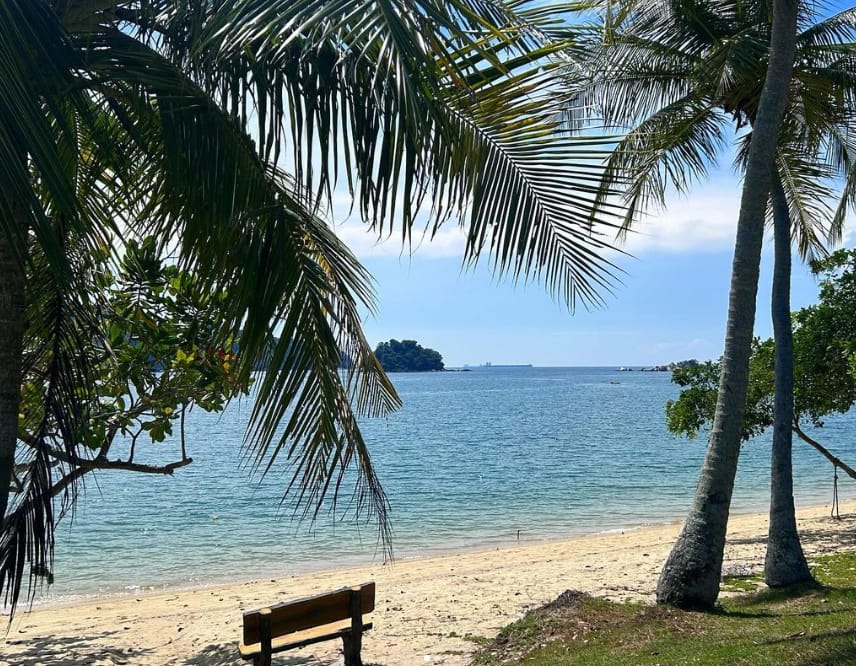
[40,367,854,601]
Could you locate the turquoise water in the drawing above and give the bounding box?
[43,367,855,601]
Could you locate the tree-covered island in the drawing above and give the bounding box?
[374,340,444,372]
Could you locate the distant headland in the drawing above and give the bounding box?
[374,339,445,372]
[618,359,700,372]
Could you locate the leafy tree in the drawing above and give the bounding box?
[374,340,445,373]
[666,248,856,488]
[7,239,251,589]
[0,0,623,612]
[580,0,855,606]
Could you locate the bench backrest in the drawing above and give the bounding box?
[242,582,375,645]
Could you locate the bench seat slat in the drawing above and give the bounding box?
[239,617,373,658]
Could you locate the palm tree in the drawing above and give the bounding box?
[764,14,856,585]
[0,1,623,613]
[660,0,799,608]
[575,0,853,607]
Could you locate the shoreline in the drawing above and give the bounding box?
[31,487,854,607]
[4,499,856,666]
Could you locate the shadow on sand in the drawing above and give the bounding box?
[180,642,317,666]
[179,644,389,666]
[726,513,856,552]
[4,629,151,665]
[4,631,386,666]
[5,635,345,666]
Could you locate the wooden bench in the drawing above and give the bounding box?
[238,581,375,666]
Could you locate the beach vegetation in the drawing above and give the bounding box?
[11,238,250,504]
[666,248,856,488]
[0,0,625,614]
[374,339,445,373]
[576,0,856,608]
[471,550,856,665]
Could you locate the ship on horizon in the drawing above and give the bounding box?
[481,361,533,368]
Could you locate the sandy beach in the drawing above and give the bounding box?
[3,500,855,666]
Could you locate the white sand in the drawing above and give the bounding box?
[3,500,855,666]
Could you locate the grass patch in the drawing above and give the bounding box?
[471,550,856,665]
[462,633,493,646]
[720,572,765,593]
[811,552,856,587]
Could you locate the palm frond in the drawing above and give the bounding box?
[775,146,837,261]
[0,0,81,269]
[0,447,53,616]
[829,137,856,246]
[130,0,625,308]
[78,29,402,544]
[599,97,730,236]
[1,225,105,615]
[443,72,625,304]
[796,6,856,51]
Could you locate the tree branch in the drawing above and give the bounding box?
[52,465,90,499]
[794,421,856,481]
[128,429,139,463]
[180,406,188,461]
[41,446,193,476]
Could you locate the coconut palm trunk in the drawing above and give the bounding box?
[765,174,812,586]
[0,198,27,527]
[656,0,800,609]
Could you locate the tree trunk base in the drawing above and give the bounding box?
[765,534,812,588]
[657,526,724,610]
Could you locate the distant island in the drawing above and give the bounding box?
[374,339,444,372]
[619,359,700,372]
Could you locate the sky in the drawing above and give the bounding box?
[320,1,856,369]
[330,165,854,368]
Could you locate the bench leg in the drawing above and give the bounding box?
[342,633,363,666]
[258,608,273,666]
[343,588,365,666]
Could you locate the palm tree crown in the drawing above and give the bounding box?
[581,0,856,246]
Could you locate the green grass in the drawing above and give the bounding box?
[471,551,856,665]
[720,571,765,593]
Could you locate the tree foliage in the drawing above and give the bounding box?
[5,239,251,597]
[666,248,856,462]
[374,340,445,373]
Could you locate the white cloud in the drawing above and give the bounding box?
[588,169,856,257]
[616,186,741,255]
[328,173,856,263]
[331,218,467,259]
[618,184,856,257]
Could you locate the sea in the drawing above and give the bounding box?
[37,366,855,602]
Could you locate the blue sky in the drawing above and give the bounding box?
[331,164,853,368]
